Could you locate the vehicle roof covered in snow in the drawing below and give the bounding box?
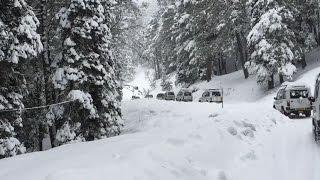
[207,89,222,92]
[281,84,310,90]
[179,89,191,92]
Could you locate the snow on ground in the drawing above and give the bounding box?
[1,65,320,180]
[0,99,288,180]
[123,67,153,100]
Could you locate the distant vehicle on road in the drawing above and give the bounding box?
[176,90,193,102]
[164,91,175,101]
[273,84,312,118]
[199,89,223,103]
[145,94,153,99]
[309,75,320,141]
[132,96,140,100]
[156,93,165,100]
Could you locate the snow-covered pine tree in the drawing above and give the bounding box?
[0,0,43,158]
[110,0,142,82]
[54,0,122,144]
[247,0,298,89]
[292,0,319,68]
[174,0,199,85]
[230,0,250,78]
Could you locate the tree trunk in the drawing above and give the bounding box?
[39,0,53,149]
[206,58,213,82]
[268,74,275,90]
[155,57,161,79]
[279,73,284,84]
[235,31,249,79]
[301,53,307,69]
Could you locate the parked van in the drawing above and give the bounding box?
[309,74,320,141]
[156,93,165,100]
[145,94,153,99]
[164,91,175,101]
[273,84,312,118]
[176,90,193,102]
[199,89,223,103]
[131,96,140,100]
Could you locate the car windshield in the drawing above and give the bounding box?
[212,91,221,96]
[290,90,308,99]
[168,92,174,95]
[184,92,191,96]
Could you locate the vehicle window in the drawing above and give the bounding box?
[315,81,320,99]
[202,92,209,97]
[178,92,183,96]
[281,89,286,99]
[184,92,191,96]
[290,90,309,99]
[168,92,174,96]
[212,92,221,96]
[277,89,285,99]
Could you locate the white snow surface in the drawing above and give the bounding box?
[123,67,153,100]
[1,66,320,179]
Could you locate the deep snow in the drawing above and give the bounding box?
[1,66,320,180]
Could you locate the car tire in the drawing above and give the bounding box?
[314,121,320,142]
[305,111,311,118]
[281,107,289,116]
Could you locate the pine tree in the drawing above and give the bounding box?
[247,0,298,89]
[53,0,122,144]
[0,0,43,158]
[110,0,143,82]
[230,0,250,78]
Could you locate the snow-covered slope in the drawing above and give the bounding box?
[1,66,320,180]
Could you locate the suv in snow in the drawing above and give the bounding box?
[156,93,165,100]
[199,89,223,103]
[309,74,320,141]
[131,96,140,100]
[164,91,175,101]
[176,90,193,102]
[145,94,153,99]
[273,85,312,118]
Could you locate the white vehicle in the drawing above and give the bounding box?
[176,90,193,102]
[273,84,312,118]
[310,74,320,141]
[164,91,175,101]
[199,89,223,103]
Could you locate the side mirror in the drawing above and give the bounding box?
[309,97,315,103]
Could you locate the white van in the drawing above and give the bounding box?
[309,74,320,141]
[273,85,312,118]
[199,89,223,103]
[164,91,175,101]
[176,90,193,102]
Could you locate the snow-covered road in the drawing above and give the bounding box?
[1,99,318,180]
[236,117,320,180]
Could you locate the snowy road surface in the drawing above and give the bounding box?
[0,99,319,180]
[236,117,320,180]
